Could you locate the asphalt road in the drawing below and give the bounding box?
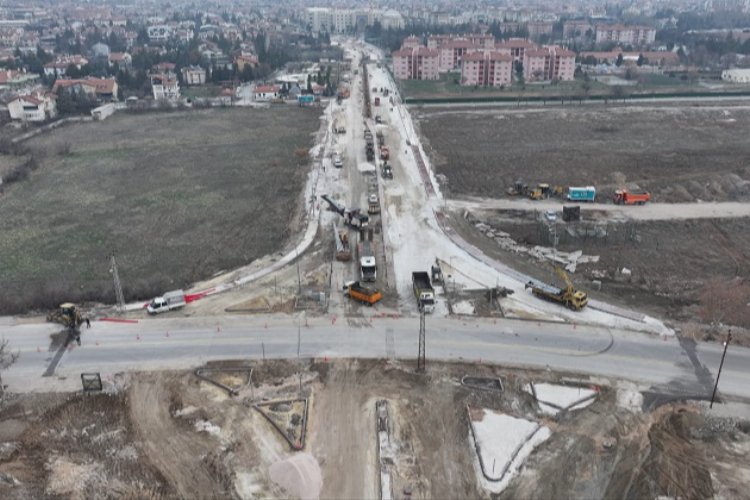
[3,314,748,402]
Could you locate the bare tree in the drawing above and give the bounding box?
[0,338,19,399]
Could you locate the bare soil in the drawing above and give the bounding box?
[413,104,750,202]
[1,360,747,499]
[453,207,750,341]
[0,107,322,314]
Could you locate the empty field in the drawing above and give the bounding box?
[414,104,750,202]
[0,107,322,313]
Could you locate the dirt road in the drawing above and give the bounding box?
[448,197,750,221]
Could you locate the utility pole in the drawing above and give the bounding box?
[417,309,426,372]
[110,254,125,313]
[710,330,732,409]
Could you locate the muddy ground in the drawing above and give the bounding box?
[0,107,322,314]
[451,208,750,342]
[1,359,748,499]
[414,104,750,203]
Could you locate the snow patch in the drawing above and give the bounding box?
[194,420,222,436]
[469,408,550,494]
[525,383,597,416]
[235,471,264,499]
[616,382,644,412]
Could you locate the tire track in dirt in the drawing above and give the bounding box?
[129,373,226,499]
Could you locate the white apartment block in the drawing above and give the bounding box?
[595,24,656,45]
[305,7,403,33]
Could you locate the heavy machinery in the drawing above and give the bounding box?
[343,281,382,306]
[529,183,551,200]
[614,189,650,205]
[357,229,377,282]
[506,180,529,196]
[47,303,88,344]
[525,267,588,311]
[412,272,436,313]
[380,146,389,160]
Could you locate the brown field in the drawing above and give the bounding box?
[0,107,322,313]
[414,104,750,202]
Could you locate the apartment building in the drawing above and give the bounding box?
[595,24,656,45]
[427,34,494,50]
[523,46,576,81]
[437,39,481,72]
[495,38,537,63]
[461,51,513,87]
[305,7,403,33]
[392,47,439,80]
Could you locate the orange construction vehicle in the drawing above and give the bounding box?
[343,281,382,306]
[380,146,389,160]
[614,189,651,205]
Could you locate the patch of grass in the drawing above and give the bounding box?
[0,107,322,313]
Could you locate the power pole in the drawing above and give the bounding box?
[710,330,732,409]
[417,309,426,372]
[110,254,125,313]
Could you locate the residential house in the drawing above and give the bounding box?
[0,69,39,90]
[147,25,172,43]
[52,77,118,101]
[108,52,132,69]
[722,68,750,83]
[254,84,281,101]
[7,92,56,122]
[151,73,180,100]
[181,65,206,86]
[43,55,89,77]
[235,54,258,71]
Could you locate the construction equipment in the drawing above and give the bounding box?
[525,267,588,311]
[376,131,385,146]
[381,163,393,179]
[47,303,88,344]
[343,280,382,306]
[333,223,352,261]
[506,180,529,196]
[567,186,597,202]
[320,195,369,228]
[614,189,651,205]
[412,272,436,313]
[528,183,551,200]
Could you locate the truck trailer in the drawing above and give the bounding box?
[525,268,587,311]
[567,186,596,202]
[358,230,377,282]
[412,272,435,313]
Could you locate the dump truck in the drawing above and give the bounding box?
[525,268,587,311]
[412,272,435,313]
[567,186,596,202]
[368,193,381,214]
[380,146,389,160]
[374,96,380,106]
[147,290,186,314]
[376,131,385,146]
[358,229,377,282]
[343,280,382,306]
[614,189,650,205]
[333,223,351,261]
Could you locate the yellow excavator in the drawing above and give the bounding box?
[525,267,588,311]
[47,303,88,345]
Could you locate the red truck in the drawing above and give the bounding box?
[380,146,389,160]
[614,189,651,205]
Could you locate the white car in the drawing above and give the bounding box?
[333,155,343,168]
[544,210,557,222]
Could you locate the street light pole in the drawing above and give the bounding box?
[710,330,732,409]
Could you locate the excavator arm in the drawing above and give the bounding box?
[555,267,574,293]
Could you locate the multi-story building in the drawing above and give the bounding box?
[495,38,537,63]
[402,36,421,49]
[563,20,594,39]
[437,39,481,72]
[523,46,576,81]
[392,46,439,80]
[305,7,403,33]
[527,21,554,40]
[428,34,494,50]
[461,51,513,87]
[595,24,656,46]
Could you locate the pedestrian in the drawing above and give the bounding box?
[85,317,91,329]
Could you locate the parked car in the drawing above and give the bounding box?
[544,210,557,222]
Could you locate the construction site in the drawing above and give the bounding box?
[1,359,749,499]
[0,38,749,499]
